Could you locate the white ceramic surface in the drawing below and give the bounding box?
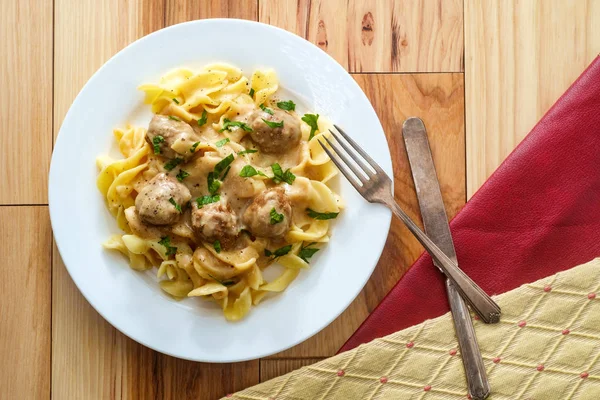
[49,19,393,362]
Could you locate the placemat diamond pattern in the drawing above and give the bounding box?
[227,258,600,399]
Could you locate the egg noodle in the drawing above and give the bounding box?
[97,63,343,320]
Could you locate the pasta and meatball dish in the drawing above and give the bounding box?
[97,63,343,320]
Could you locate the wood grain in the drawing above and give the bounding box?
[261,358,324,382]
[166,0,258,25]
[259,0,464,73]
[464,0,600,197]
[269,73,466,357]
[0,0,52,204]
[53,1,260,399]
[0,207,51,399]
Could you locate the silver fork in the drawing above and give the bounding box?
[319,126,501,324]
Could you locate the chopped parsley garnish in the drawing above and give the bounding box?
[196,195,220,208]
[306,208,339,220]
[176,169,189,182]
[302,114,319,140]
[207,172,220,195]
[220,118,252,133]
[215,138,230,147]
[271,163,296,184]
[213,240,222,254]
[249,88,255,97]
[298,242,319,263]
[269,208,284,225]
[172,98,180,104]
[262,118,284,129]
[169,197,182,213]
[208,273,235,286]
[214,154,235,178]
[164,157,183,171]
[221,165,231,180]
[264,244,292,258]
[152,135,165,154]
[168,115,181,121]
[197,110,208,126]
[260,104,274,115]
[239,165,268,178]
[190,141,201,153]
[277,100,296,111]
[158,236,177,256]
[238,149,258,155]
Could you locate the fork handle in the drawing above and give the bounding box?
[386,201,501,323]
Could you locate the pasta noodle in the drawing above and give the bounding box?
[97,63,343,320]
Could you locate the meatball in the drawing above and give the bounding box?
[146,114,200,159]
[243,187,292,238]
[191,200,238,245]
[135,173,191,225]
[249,109,301,153]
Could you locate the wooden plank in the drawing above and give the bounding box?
[0,0,52,204]
[53,0,165,141]
[52,1,261,398]
[464,0,600,197]
[260,358,324,382]
[165,0,258,25]
[0,207,52,399]
[269,73,466,357]
[259,0,464,73]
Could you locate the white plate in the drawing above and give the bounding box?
[49,19,392,362]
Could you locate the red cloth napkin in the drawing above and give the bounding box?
[340,56,600,353]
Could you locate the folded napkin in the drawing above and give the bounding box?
[227,259,600,399]
[341,56,600,352]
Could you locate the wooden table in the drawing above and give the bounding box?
[2,1,598,399]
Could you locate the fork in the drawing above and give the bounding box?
[319,126,501,324]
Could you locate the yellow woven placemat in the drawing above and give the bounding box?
[226,258,600,399]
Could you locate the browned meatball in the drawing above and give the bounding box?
[135,173,191,225]
[191,200,238,244]
[146,115,200,159]
[243,187,292,238]
[249,109,301,153]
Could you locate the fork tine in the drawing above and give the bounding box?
[323,136,369,183]
[318,140,364,192]
[329,129,374,177]
[333,124,385,174]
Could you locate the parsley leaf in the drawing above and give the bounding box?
[249,88,255,97]
[301,114,319,140]
[298,242,319,263]
[164,157,183,171]
[208,273,235,286]
[152,135,165,154]
[221,165,231,180]
[197,110,208,126]
[262,118,284,129]
[196,195,220,208]
[169,197,182,213]
[306,208,339,220]
[271,163,296,184]
[172,98,180,104]
[207,172,220,195]
[190,142,201,153]
[220,118,252,132]
[264,245,292,258]
[238,149,258,155]
[260,104,274,115]
[215,138,230,147]
[168,115,181,121]
[158,236,177,256]
[277,100,296,111]
[213,240,222,254]
[176,169,189,182]
[270,208,284,225]
[214,154,235,178]
[239,165,267,178]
